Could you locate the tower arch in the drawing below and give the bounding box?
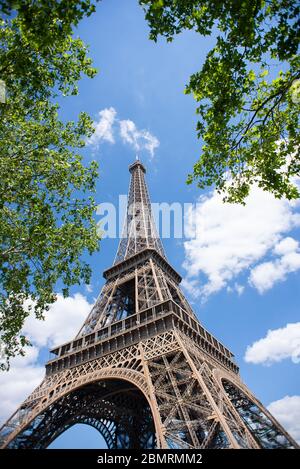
[5,374,156,449]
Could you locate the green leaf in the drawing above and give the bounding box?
[0,0,101,369]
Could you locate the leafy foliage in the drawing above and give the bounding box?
[0,1,100,368]
[140,0,300,202]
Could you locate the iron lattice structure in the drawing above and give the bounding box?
[0,160,298,449]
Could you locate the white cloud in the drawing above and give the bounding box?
[119,119,159,158]
[182,185,300,299]
[86,107,117,147]
[244,322,300,365]
[250,237,300,293]
[86,108,160,158]
[0,293,92,425]
[235,284,244,296]
[268,395,300,444]
[23,293,92,348]
[249,262,285,293]
[181,278,201,298]
[274,236,299,255]
[227,283,245,296]
[0,346,44,423]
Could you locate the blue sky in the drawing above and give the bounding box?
[1,0,299,448]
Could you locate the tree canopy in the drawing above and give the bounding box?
[0,1,100,369]
[140,0,300,202]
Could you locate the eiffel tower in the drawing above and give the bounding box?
[0,159,298,450]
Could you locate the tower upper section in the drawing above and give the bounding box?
[114,159,166,264]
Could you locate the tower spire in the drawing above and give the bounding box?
[114,159,166,264]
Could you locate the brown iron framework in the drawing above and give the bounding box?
[0,160,298,449]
